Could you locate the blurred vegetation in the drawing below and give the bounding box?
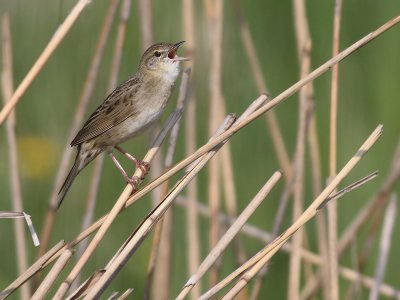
[0,0,399,299]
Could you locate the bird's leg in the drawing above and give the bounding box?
[114,145,150,179]
[108,150,139,188]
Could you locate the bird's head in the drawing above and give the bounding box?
[139,41,189,80]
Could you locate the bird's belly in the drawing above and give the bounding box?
[103,108,163,146]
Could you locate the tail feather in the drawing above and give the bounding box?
[57,157,82,209]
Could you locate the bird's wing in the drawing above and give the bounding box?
[70,77,140,146]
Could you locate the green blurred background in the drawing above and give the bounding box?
[0,0,400,299]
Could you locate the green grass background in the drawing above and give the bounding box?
[0,0,400,299]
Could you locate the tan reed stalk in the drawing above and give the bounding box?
[71,1,130,291]
[137,0,153,51]
[200,124,383,299]
[31,248,74,300]
[288,0,313,299]
[145,69,191,300]
[117,288,134,299]
[300,141,400,299]
[84,114,237,298]
[232,0,292,178]
[182,0,201,297]
[1,13,30,300]
[0,241,65,299]
[368,194,397,300]
[52,108,185,299]
[37,0,120,262]
[177,171,282,300]
[327,0,344,299]
[23,16,400,278]
[205,0,224,287]
[0,0,91,124]
[308,106,330,300]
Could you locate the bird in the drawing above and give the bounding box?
[57,41,188,208]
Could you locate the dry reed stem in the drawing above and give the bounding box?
[117,288,134,299]
[182,0,201,297]
[177,171,282,300]
[300,141,400,299]
[201,125,383,299]
[72,2,130,290]
[327,1,344,299]
[31,248,74,300]
[232,0,292,179]
[206,0,224,287]
[1,13,30,300]
[22,17,400,283]
[0,240,65,299]
[84,115,237,298]
[0,0,91,124]
[53,109,184,299]
[288,0,312,298]
[145,69,191,300]
[368,194,397,300]
[38,0,120,261]
[137,0,153,51]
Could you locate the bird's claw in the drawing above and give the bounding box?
[135,160,150,179]
[126,175,140,190]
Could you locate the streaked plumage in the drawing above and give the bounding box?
[58,42,188,208]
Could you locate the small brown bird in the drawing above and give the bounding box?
[57,41,188,208]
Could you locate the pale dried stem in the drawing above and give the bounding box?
[72,1,130,290]
[0,0,91,124]
[201,125,383,299]
[145,69,191,300]
[31,248,74,300]
[368,194,397,300]
[206,0,224,287]
[288,0,312,298]
[177,171,282,300]
[137,0,153,51]
[182,0,201,297]
[327,0,343,299]
[117,288,134,299]
[53,109,184,299]
[38,0,120,261]
[232,0,292,179]
[1,13,30,300]
[84,115,237,298]
[0,241,65,299]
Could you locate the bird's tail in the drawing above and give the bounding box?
[57,155,82,209]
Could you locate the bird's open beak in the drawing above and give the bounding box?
[169,41,190,62]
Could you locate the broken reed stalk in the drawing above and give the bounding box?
[201,124,383,299]
[71,1,130,291]
[288,0,313,299]
[53,109,185,299]
[177,171,282,300]
[1,13,30,300]
[327,0,344,299]
[0,0,91,124]
[37,0,120,262]
[144,68,191,299]
[84,114,237,298]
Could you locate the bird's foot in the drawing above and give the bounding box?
[135,160,150,179]
[125,175,140,190]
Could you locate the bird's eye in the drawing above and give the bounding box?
[154,51,161,57]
